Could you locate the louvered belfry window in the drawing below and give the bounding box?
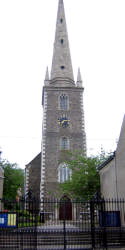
[60,137,69,150]
[60,94,68,110]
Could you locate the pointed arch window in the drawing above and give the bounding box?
[59,94,69,110]
[60,137,70,150]
[58,163,72,183]
[60,39,64,44]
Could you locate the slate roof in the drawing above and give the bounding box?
[98,151,116,171]
[26,152,41,167]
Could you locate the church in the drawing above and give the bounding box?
[25,0,86,201]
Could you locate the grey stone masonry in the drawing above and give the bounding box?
[41,84,86,198]
[25,0,87,202]
[25,153,41,200]
[40,0,86,199]
[51,0,74,83]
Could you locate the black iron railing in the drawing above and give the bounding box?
[0,198,125,249]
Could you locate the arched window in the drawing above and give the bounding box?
[60,137,70,150]
[58,163,72,183]
[60,94,68,110]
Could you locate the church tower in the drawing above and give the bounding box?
[40,0,86,200]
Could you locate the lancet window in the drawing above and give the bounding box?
[60,137,70,150]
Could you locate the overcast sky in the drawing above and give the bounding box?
[0,0,125,168]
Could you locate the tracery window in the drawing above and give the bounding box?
[59,94,68,110]
[58,163,72,183]
[60,137,70,150]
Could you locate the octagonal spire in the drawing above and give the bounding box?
[50,0,74,84]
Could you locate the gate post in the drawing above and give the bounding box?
[90,200,95,249]
[100,199,107,249]
[63,200,67,250]
[34,199,38,250]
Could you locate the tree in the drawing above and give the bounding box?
[1,160,24,200]
[60,151,111,200]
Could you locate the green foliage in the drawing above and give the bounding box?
[1,160,24,200]
[60,151,111,200]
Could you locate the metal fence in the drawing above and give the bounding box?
[0,197,125,249]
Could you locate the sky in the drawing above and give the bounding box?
[0,0,125,168]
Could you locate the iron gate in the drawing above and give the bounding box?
[0,198,125,249]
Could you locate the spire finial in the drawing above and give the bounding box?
[44,67,49,85]
[76,68,83,87]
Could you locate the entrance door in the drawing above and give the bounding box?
[59,195,72,220]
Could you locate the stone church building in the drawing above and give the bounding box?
[99,115,125,200]
[25,0,86,201]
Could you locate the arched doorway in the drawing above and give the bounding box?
[59,195,72,220]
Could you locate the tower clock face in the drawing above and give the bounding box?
[58,117,70,128]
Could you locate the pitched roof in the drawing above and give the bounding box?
[116,115,125,154]
[26,152,41,167]
[98,152,115,170]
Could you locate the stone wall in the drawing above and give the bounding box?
[41,85,86,198]
[25,153,41,200]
